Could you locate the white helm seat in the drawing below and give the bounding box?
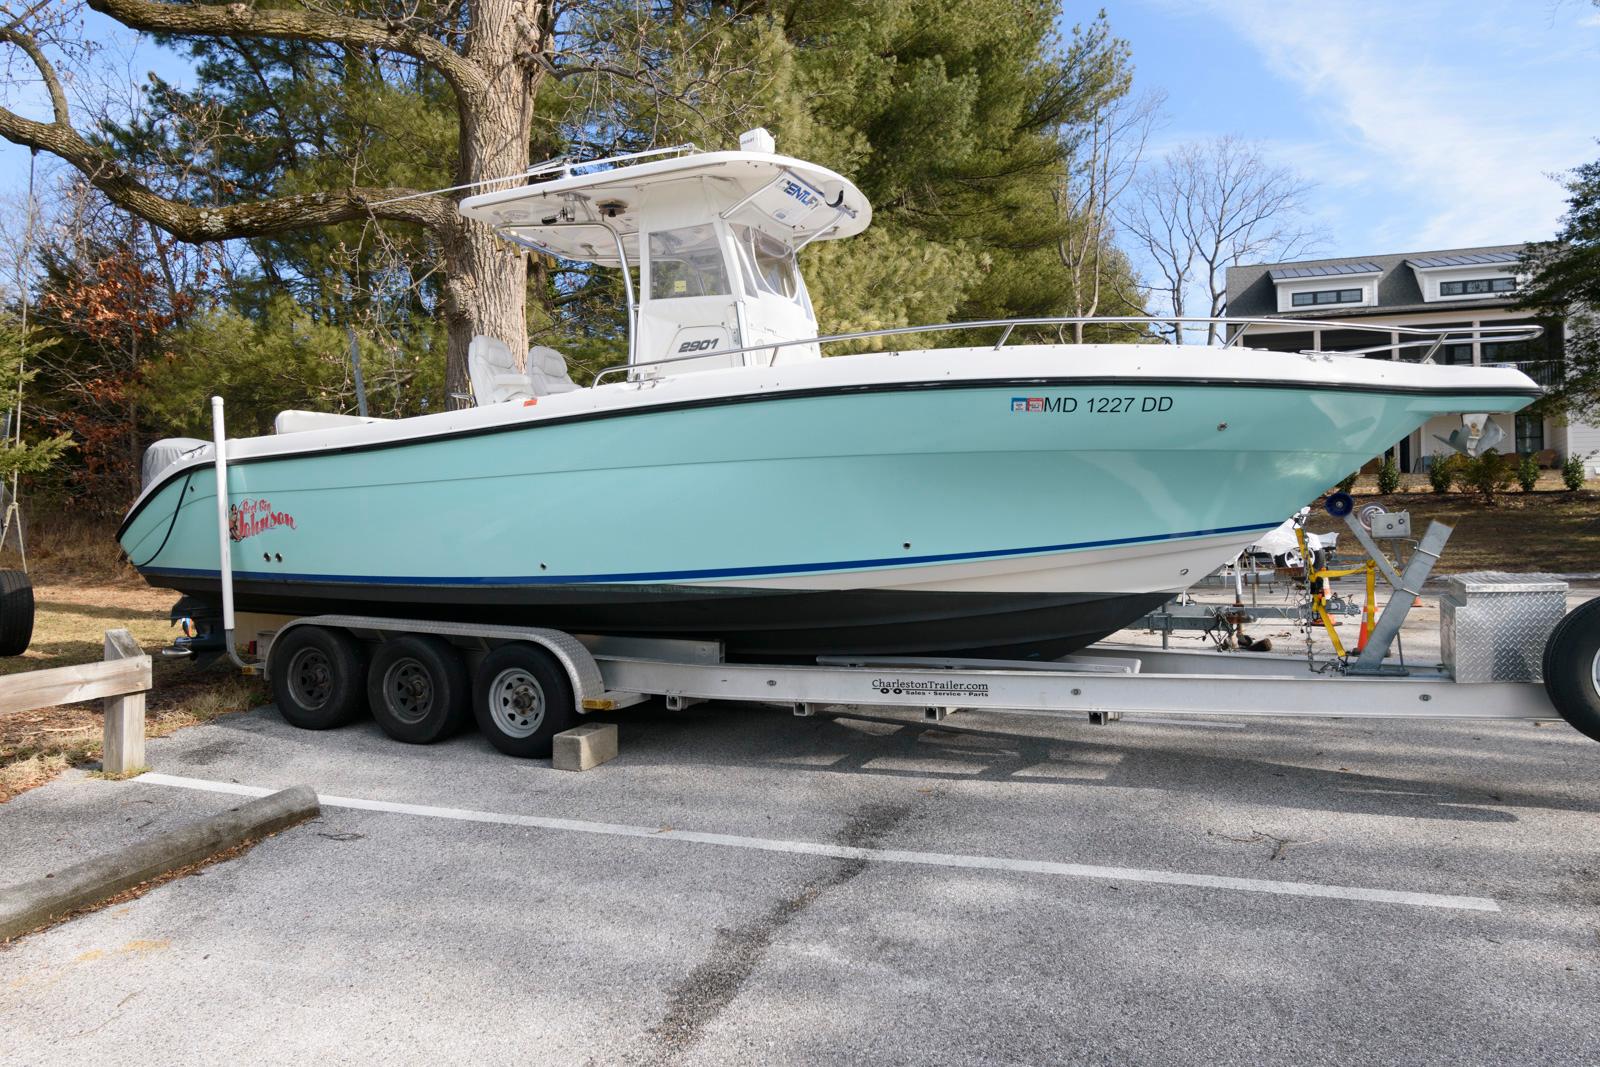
[468,336,535,405]
[468,336,580,404]
[527,346,579,395]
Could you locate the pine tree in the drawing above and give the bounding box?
[1519,152,1600,419]
[0,317,72,483]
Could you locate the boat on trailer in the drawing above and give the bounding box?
[120,131,1543,661]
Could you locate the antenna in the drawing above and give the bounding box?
[739,128,775,154]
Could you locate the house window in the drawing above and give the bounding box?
[1290,288,1363,307]
[1515,413,1544,454]
[1439,277,1516,297]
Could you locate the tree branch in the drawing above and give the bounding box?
[85,0,487,97]
[0,102,452,238]
[0,25,67,123]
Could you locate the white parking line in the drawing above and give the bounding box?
[140,772,1500,913]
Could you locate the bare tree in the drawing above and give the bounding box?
[1120,136,1318,344]
[1055,90,1163,342]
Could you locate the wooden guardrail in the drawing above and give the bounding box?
[0,629,153,774]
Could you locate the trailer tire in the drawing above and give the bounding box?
[472,642,576,759]
[1542,598,1600,744]
[367,635,470,744]
[270,625,368,730]
[0,569,33,656]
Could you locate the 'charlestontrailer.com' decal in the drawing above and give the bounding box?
[872,678,990,698]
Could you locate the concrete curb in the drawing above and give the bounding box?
[0,785,319,942]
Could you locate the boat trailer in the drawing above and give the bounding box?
[195,398,1600,757]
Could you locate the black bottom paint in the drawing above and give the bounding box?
[149,574,1171,661]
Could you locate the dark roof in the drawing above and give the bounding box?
[1268,261,1382,280]
[1225,243,1526,319]
[1405,250,1521,269]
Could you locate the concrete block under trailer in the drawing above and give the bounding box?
[244,602,1600,759]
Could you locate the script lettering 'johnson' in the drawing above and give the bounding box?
[229,499,298,542]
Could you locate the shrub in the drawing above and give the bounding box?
[1428,453,1462,494]
[1376,456,1400,495]
[1455,449,1514,505]
[1334,470,1359,494]
[1562,454,1589,491]
[1515,453,1539,493]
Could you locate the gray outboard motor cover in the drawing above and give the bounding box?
[141,438,208,487]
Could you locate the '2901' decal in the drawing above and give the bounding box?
[229,498,297,542]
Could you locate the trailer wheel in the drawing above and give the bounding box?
[367,635,470,744]
[1542,598,1600,744]
[270,625,368,730]
[472,642,576,758]
[0,569,33,656]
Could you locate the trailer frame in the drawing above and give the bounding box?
[251,613,1562,731]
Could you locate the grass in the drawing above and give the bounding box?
[1306,471,1600,574]
[0,513,266,802]
[4,508,137,584]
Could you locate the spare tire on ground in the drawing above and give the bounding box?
[0,569,33,656]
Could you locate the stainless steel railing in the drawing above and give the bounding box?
[591,315,1545,386]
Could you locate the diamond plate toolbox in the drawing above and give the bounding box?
[1440,572,1569,683]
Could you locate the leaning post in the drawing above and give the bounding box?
[101,628,147,774]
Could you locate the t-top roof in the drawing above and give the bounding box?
[1404,250,1522,269]
[1268,261,1383,281]
[458,150,872,267]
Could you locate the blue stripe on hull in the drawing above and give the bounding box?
[140,519,1280,587]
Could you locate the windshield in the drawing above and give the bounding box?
[648,225,731,299]
[732,225,803,304]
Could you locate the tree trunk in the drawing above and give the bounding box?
[442,220,527,403]
[439,0,548,405]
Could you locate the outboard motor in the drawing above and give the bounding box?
[164,594,227,664]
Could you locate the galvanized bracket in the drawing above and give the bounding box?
[1340,511,1404,590]
[1349,521,1451,674]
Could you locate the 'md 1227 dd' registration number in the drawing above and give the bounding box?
[1010,395,1174,414]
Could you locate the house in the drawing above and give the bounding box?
[1224,244,1599,475]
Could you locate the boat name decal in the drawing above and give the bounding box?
[229,498,298,542]
[1011,395,1173,414]
[872,677,990,699]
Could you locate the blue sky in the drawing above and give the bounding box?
[1100,0,1600,258]
[3,1,1598,265]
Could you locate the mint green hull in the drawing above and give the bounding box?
[118,381,1529,656]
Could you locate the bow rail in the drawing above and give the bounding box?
[591,315,1545,387]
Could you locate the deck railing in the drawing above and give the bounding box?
[1494,358,1565,389]
[592,315,1546,386]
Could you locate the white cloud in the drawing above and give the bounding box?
[1200,0,1597,250]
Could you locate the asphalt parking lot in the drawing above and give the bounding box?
[3,675,1599,1066]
